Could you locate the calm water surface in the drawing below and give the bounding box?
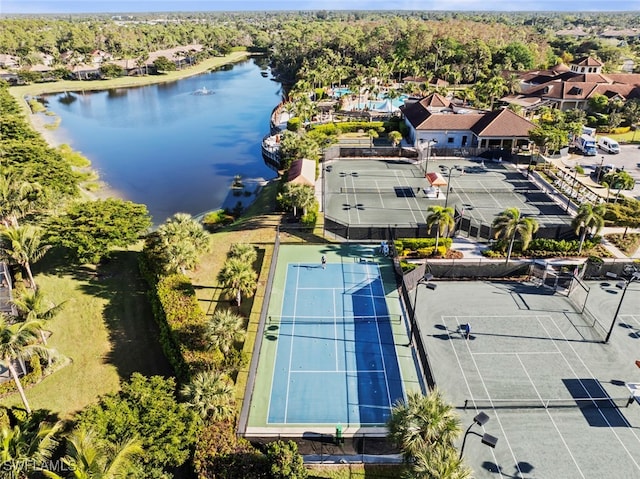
[46,59,281,223]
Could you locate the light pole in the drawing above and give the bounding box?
[605,271,640,343]
[408,272,436,346]
[459,412,498,460]
[526,142,535,178]
[441,165,463,209]
[596,156,605,183]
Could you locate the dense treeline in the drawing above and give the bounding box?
[1,11,638,85]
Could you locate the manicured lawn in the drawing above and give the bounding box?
[0,248,173,418]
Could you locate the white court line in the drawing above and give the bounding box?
[374,179,386,209]
[440,316,506,478]
[395,170,428,223]
[333,288,338,371]
[291,369,386,374]
[540,314,640,473]
[348,172,362,223]
[283,264,302,424]
[393,170,420,224]
[266,262,293,421]
[472,351,561,355]
[371,269,394,412]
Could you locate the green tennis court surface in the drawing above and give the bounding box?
[246,244,421,433]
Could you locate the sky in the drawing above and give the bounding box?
[2,0,639,14]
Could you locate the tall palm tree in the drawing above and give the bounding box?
[294,185,316,217]
[217,257,257,309]
[426,206,455,253]
[180,370,235,422]
[205,308,246,354]
[42,428,143,479]
[0,225,50,290]
[572,203,606,254]
[157,213,211,274]
[0,419,60,478]
[492,207,539,264]
[411,446,472,479]
[387,389,462,462]
[0,318,51,414]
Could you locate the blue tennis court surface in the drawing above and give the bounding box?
[268,261,404,425]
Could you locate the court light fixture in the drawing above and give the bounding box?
[459,411,498,460]
[605,271,640,343]
[407,272,436,346]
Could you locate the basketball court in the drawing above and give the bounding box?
[417,279,640,478]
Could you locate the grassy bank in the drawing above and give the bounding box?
[0,247,174,418]
[8,51,252,108]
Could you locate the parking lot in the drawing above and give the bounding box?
[573,144,640,199]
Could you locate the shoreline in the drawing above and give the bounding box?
[10,50,257,210]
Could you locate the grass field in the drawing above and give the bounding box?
[0,247,173,418]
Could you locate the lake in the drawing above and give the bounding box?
[44,58,281,224]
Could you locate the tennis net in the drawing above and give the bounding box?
[451,187,542,194]
[462,396,632,410]
[339,186,420,195]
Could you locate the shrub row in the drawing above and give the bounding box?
[395,238,453,251]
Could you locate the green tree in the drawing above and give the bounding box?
[48,199,151,264]
[41,428,143,479]
[387,390,461,463]
[0,172,44,227]
[411,446,472,479]
[152,56,176,72]
[623,99,640,141]
[492,207,539,263]
[572,203,606,254]
[388,131,403,151]
[602,170,635,202]
[0,318,50,414]
[205,308,245,354]
[76,373,200,475]
[0,415,60,478]
[217,257,257,308]
[0,225,50,290]
[266,440,307,479]
[426,206,455,253]
[180,370,235,422]
[228,243,257,264]
[155,213,211,274]
[12,288,65,352]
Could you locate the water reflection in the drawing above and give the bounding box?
[45,58,281,224]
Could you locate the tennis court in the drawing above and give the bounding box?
[323,158,571,235]
[245,244,422,435]
[418,279,640,478]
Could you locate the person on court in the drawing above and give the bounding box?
[462,323,471,340]
[321,255,326,269]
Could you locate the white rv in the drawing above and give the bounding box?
[598,137,620,154]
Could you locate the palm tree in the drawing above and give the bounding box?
[0,173,43,227]
[156,213,211,274]
[0,419,60,478]
[492,207,539,264]
[180,370,235,421]
[228,243,257,264]
[217,257,257,308]
[42,428,143,479]
[426,206,455,253]
[572,203,606,254]
[0,318,51,414]
[205,308,246,354]
[411,446,472,479]
[0,225,50,290]
[387,389,462,462]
